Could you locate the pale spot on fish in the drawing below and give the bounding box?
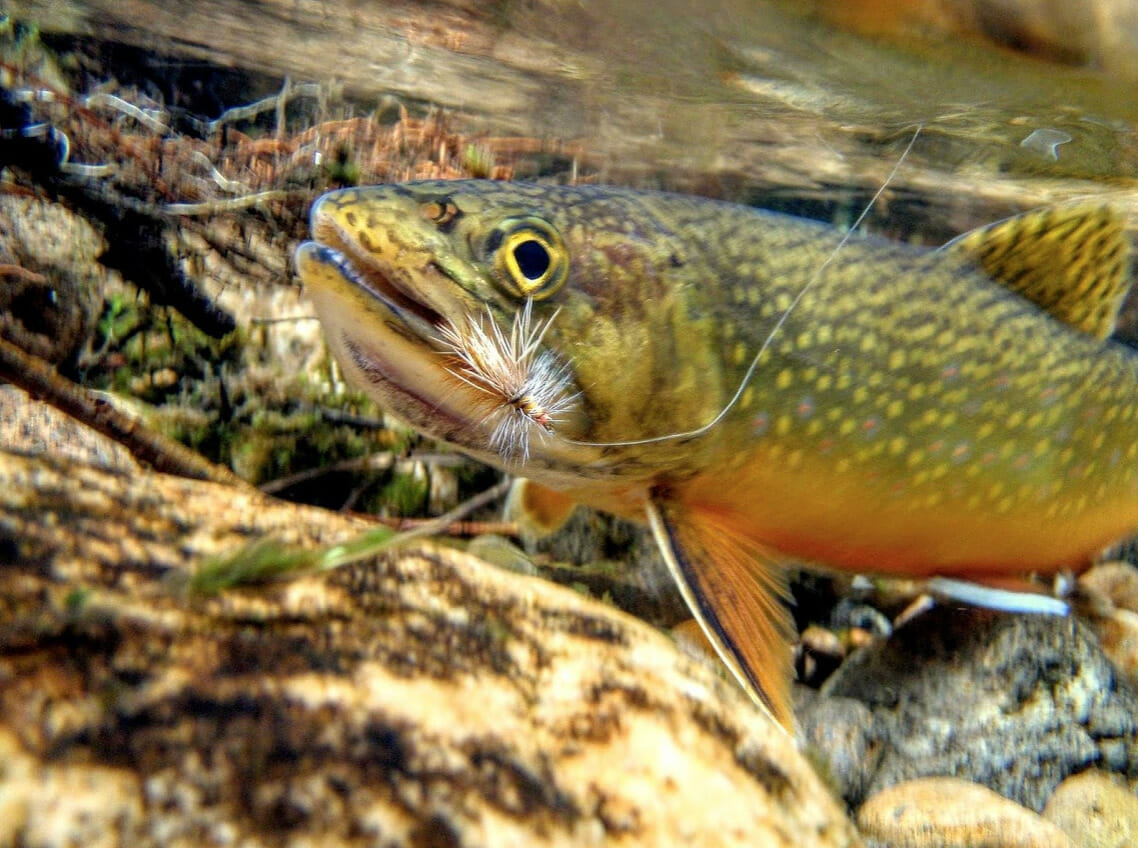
[910,323,936,343]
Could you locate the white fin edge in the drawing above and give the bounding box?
[926,577,1069,616]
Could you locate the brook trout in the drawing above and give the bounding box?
[296,180,1133,728]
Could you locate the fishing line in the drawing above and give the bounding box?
[556,124,925,450]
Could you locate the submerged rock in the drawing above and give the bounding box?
[0,427,861,847]
[1042,769,1138,848]
[857,776,1076,848]
[812,604,1138,811]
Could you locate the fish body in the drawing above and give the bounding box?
[296,180,1134,727]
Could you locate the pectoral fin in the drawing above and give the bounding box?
[503,478,579,540]
[647,498,796,731]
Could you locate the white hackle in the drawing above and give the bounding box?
[437,300,577,463]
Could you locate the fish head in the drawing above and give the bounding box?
[296,180,724,488]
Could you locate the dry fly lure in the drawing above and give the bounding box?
[437,300,576,462]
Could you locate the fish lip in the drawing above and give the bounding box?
[309,215,444,340]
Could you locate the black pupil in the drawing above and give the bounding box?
[513,238,550,281]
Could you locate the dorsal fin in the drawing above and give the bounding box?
[646,499,796,732]
[943,204,1131,340]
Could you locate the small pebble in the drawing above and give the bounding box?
[796,691,883,805]
[830,598,893,637]
[857,776,1076,848]
[1080,561,1138,613]
[1043,769,1138,848]
[1079,562,1138,685]
[797,624,846,686]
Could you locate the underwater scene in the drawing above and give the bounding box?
[3,1,1138,845]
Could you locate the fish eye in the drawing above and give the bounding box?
[512,238,551,280]
[487,217,569,300]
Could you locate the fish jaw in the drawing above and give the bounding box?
[295,239,493,449]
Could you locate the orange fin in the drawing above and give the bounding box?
[646,499,796,732]
[503,479,578,540]
[943,204,1131,340]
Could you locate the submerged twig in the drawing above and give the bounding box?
[0,334,245,487]
[187,477,513,594]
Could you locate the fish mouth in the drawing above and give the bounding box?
[296,204,483,441]
[309,212,446,340]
